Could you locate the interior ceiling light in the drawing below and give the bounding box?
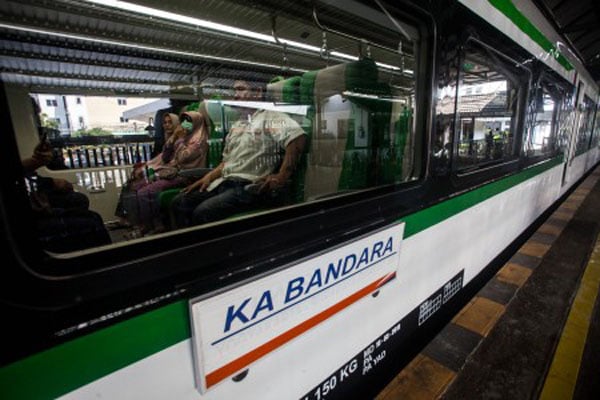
[0,23,306,73]
[82,0,409,74]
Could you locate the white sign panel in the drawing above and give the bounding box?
[189,223,404,394]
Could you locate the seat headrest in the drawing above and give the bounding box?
[266,76,301,104]
[300,58,380,103]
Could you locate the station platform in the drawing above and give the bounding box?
[377,166,600,400]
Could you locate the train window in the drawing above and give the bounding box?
[522,72,572,161]
[454,38,527,172]
[575,96,596,155]
[555,87,576,153]
[432,36,459,176]
[4,0,423,256]
[592,105,600,149]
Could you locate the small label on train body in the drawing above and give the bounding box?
[189,222,405,395]
[302,321,403,400]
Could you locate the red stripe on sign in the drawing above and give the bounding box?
[205,272,396,388]
[377,271,396,288]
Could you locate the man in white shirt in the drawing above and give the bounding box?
[171,80,306,227]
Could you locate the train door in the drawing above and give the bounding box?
[561,80,583,187]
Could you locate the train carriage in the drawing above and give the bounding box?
[0,0,598,399]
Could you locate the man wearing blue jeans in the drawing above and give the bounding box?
[171,90,306,227]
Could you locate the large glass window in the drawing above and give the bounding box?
[5,0,423,254]
[523,73,573,160]
[432,36,459,176]
[454,39,527,171]
[592,105,600,149]
[556,89,576,153]
[576,96,596,154]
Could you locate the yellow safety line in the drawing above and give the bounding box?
[539,237,600,400]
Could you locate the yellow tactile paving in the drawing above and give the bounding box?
[375,354,456,400]
[496,262,533,287]
[452,296,506,337]
[543,376,574,400]
[518,241,551,258]
[539,237,600,400]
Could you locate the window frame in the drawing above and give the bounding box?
[575,95,597,155]
[591,103,600,149]
[451,36,530,177]
[521,69,573,166]
[0,2,434,284]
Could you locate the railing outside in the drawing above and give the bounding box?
[47,133,155,170]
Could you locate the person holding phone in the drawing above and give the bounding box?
[22,141,53,171]
[23,98,111,252]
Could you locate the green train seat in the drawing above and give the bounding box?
[300,58,384,201]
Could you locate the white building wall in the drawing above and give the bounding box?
[36,95,159,135]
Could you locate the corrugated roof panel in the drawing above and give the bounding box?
[1,71,171,91]
[0,0,415,91]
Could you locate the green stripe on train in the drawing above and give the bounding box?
[0,302,190,399]
[402,156,563,238]
[0,156,563,399]
[488,0,573,71]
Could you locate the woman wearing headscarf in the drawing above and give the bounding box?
[122,109,210,237]
[142,112,181,173]
[115,112,180,221]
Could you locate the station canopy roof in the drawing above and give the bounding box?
[122,98,170,123]
[0,0,597,94]
[534,0,600,86]
[0,0,416,98]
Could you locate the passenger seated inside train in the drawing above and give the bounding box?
[170,80,307,227]
[115,112,181,225]
[24,141,111,252]
[119,109,210,238]
[150,99,191,158]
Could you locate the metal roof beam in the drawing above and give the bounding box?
[0,67,177,86]
[0,48,196,76]
[560,22,598,34]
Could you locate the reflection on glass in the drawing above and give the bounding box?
[19,7,419,253]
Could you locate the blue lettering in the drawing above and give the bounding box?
[285,277,305,303]
[305,269,323,295]
[371,241,383,262]
[224,298,251,333]
[342,254,357,275]
[357,247,370,269]
[383,237,393,256]
[251,290,274,320]
[325,260,341,285]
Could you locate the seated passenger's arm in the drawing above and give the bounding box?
[175,138,208,169]
[182,162,224,193]
[22,142,53,172]
[52,178,74,193]
[260,135,306,192]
